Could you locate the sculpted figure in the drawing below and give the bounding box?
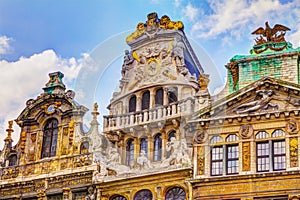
[137,150,152,170]
[172,38,185,67]
[85,186,96,200]
[235,90,278,114]
[122,50,134,77]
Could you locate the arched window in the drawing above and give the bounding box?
[272,129,285,137]
[126,139,134,166]
[155,88,164,106]
[167,88,177,104]
[210,135,223,144]
[256,131,269,139]
[80,141,89,154]
[142,91,150,110]
[165,187,186,200]
[110,195,127,200]
[226,134,238,142]
[41,118,58,158]
[168,130,176,141]
[8,154,17,166]
[134,189,153,200]
[129,95,137,113]
[153,133,162,161]
[140,138,148,156]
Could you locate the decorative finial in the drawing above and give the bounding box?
[5,120,14,141]
[92,102,99,121]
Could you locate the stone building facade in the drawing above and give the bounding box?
[0,13,300,200]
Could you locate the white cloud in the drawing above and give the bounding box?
[174,0,181,7]
[0,50,85,148]
[189,0,300,44]
[183,3,199,21]
[0,35,13,55]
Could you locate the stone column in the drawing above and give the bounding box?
[148,136,154,162]
[150,89,155,109]
[136,93,142,111]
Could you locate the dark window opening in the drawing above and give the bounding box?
[41,118,58,158]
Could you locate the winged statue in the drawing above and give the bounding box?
[252,22,290,44]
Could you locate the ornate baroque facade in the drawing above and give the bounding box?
[0,13,300,200]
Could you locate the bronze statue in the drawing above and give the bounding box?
[252,22,290,44]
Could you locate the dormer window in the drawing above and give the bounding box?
[41,118,58,158]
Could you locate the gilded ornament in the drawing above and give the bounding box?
[242,142,251,171]
[198,74,210,91]
[290,137,298,167]
[197,147,205,175]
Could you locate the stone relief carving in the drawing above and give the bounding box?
[92,137,191,182]
[239,124,253,139]
[286,119,299,134]
[234,90,279,114]
[194,130,207,144]
[137,150,152,170]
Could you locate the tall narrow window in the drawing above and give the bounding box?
[226,145,239,174]
[142,91,150,110]
[167,89,177,104]
[211,146,223,176]
[129,95,137,113]
[41,118,58,158]
[155,88,164,106]
[126,139,134,166]
[273,140,286,171]
[140,138,148,156]
[257,142,270,172]
[154,133,162,161]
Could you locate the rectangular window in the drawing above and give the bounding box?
[226,145,239,174]
[211,146,223,176]
[273,140,286,171]
[257,142,270,172]
[257,140,286,172]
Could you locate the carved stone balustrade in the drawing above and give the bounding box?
[104,98,194,131]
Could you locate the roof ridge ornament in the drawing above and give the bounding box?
[251,22,290,54]
[126,12,184,44]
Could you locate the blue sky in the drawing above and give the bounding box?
[0,0,299,147]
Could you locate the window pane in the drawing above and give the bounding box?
[257,142,270,172]
[211,146,223,176]
[273,140,286,171]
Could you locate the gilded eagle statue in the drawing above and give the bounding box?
[252,22,290,44]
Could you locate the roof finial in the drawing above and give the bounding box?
[92,102,99,121]
[5,120,14,141]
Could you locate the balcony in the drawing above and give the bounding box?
[103,98,194,131]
